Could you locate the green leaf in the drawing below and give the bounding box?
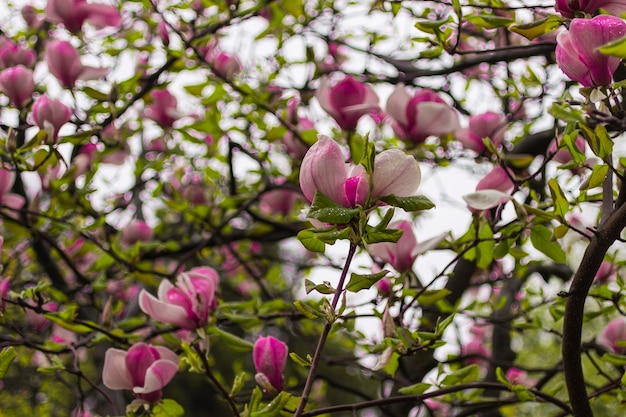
[548,103,584,124]
[509,15,562,40]
[364,228,403,244]
[496,367,509,386]
[467,14,514,29]
[304,279,335,295]
[297,230,326,253]
[530,224,566,263]
[581,124,613,160]
[379,195,435,212]
[207,327,254,352]
[314,227,352,244]
[0,347,16,378]
[580,164,608,191]
[82,86,110,101]
[417,289,451,306]
[346,270,389,292]
[289,352,311,367]
[250,392,292,417]
[512,385,536,401]
[601,352,626,366]
[441,365,480,386]
[231,372,247,397]
[152,399,185,417]
[548,178,569,219]
[349,135,365,165]
[293,300,325,319]
[598,33,626,58]
[308,191,360,224]
[398,382,431,395]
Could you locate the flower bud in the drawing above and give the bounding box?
[253,336,288,392]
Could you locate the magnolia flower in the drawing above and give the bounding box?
[253,336,288,392]
[476,166,514,194]
[260,188,299,216]
[316,76,379,130]
[461,339,489,368]
[506,368,535,385]
[0,168,26,212]
[145,89,182,128]
[597,318,626,353]
[548,136,586,164]
[556,16,626,87]
[299,136,420,209]
[555,0,626,18]
[21,5,43,28]
[385,85,460,144]
[31,95,72,141]
[120,220,154,247]
[369,220,446,273]
[456,112,507,153]
[46,40,109,89]
[46,0,121,33]
[139,267,219,329]
[102,343,179,403]
[0,39,35,70]
[0,278,9,311]
[0,65,34,107]
[211,52,242,79]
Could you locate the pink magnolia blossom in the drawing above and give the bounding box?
[282,98,313,158]
[316,75,380,130]
[555,0,626,18]
[0,277,9,311]
[22,5,43,28]
[145,89,182,128]
[461,339,489,368]
[46,40,109,89]
[385,85,460,144]
[139,267,219,329]
[597,318,626,353]
[369,220,418,273]
[595,260,617,283]
[157,21,169,46]
[260,181,299,215]
[506,368,535,385]
[253,336,288,392]
[211,52,242,79]
[476,166,515,194]
[556,16,626,87]
[548,136,586,164]
[102,342,179,403]
[370,221,447,273]
[31,95,72,141]
[120,220,154,246]
[299,136,420,209]
[0,65,35,107]
[465,165,518,211]
[46,0,121,33]
[0,169,26,211]
[456,112,507,153]
[0,39,35,70]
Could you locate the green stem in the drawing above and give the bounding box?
[294,242,358,417]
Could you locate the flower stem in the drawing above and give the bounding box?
[294,242,358,417]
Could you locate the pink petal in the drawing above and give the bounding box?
[299,135,348,205]
[133,359,179,394]
[385,85,412,127]
[138,289,196,329]
[372,149,421,198]
[463,190,512,210]
[413,102,460,137]
[102,348,133,390]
